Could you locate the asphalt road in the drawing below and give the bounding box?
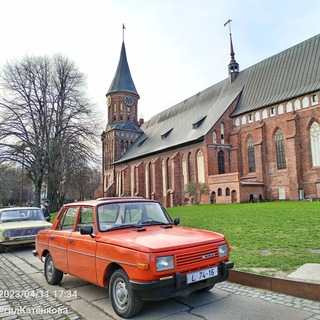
[1,245,320,320]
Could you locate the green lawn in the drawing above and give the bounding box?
[166,201,320,276]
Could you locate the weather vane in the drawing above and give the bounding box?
[224,19,232,35]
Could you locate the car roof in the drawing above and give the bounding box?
[0,207,41,211]
[62,197,156,207]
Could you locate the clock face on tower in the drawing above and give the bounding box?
[124,95,134,107]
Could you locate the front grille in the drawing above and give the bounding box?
[9,227,43,237]
[176,247,220,268]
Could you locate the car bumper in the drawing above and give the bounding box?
[130,261,234,301]
[0,236,36,245]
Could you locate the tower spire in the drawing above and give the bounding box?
[224,19,239,82]
[122,23,126,42]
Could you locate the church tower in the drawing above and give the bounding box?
[224,19,239,83]
[101,37,142,196]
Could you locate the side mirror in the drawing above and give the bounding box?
[80,226,95,238]
[173,218,180,226]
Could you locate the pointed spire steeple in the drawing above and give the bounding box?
[224,19,239,83]
[107,41,139,96]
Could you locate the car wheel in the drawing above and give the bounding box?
[109,269,143,318]
[0,244,6,253]
[44,253,63,285]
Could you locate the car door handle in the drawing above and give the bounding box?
[67,239,75,243]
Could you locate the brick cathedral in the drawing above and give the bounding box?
[96,32,320,206]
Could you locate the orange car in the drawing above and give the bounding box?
[33,197,233,318]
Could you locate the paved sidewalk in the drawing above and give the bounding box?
[0,253,81,319]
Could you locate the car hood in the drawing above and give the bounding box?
[0,220,52,230]
[95,225,225,252]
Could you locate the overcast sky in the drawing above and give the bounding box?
[1,0,320,125]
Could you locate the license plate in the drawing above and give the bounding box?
[186,267,218,284]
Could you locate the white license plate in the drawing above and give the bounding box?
[186,267,218,284]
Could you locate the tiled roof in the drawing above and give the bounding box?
[115,34,320,163]
[107,42,139,96]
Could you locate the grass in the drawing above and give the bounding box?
[166,201,320,277]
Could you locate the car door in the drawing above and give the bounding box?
[67,206,98,284]
[48,206,79,273]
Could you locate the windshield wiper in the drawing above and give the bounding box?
[139,221,169,226]
[106,224,138,231]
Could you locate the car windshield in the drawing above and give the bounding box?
[97,201,172,231]
[0,209,45,223]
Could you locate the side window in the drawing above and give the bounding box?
[76,207,94,231]
[59,207,78,231]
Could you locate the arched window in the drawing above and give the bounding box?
[235,118,240,127]
[188,152,194,182]
[196,150,205,183]
[247,137,256,172]
[218,150,225,174]
[302,96,309,108]
[286,101,293,112]
[278,104,284,115]
[167,158,172,189]
[226,187,230,196]
[294,99,301,110]
[149,162,153,195]
[213,131,217,143]
[220,123,225,144]
[218,188,222,196]
[262,109,268,119]
[255,111,260,121]
[310,122,320,166]
[182,154,188,186]
[275,129,286,169]
[162,160,167,196]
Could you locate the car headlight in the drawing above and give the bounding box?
[218,244,229,257]
[3,230,11,237]
[156,256,174,271]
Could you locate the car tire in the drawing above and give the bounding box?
[44,253,63,285]
[0,244,5,253]
[109,269,143,318]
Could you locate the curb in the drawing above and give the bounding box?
[229,270,320,302]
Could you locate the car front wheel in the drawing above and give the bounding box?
[109,269,143,318]
[44,253,63,285]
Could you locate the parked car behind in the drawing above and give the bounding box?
[0,207,52,253]
[33,197,233,318]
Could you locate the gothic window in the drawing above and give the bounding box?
[262,109,268,119]
[213,131,217,143]
[218,150,225,174]
[255,111,260,121]
[162,159,166,196]
[247,137,256,172]
[218,188,222,196]
[120,140,124,156]
[220,123,225,144]
[188,152,194,182]
[149,162,153,195]
[302,97,309,108]
[294,99,301,110]
[310,122,320,166]
[182,154,188,186]
[196,150,205,183]
[275,129,286,169]
[167,158,172,190]
[278,104,284,114]
[226,187,230,196]
[286,101,293,112]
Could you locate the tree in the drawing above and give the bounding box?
[184,182,209,205]
[0,54,101,209]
